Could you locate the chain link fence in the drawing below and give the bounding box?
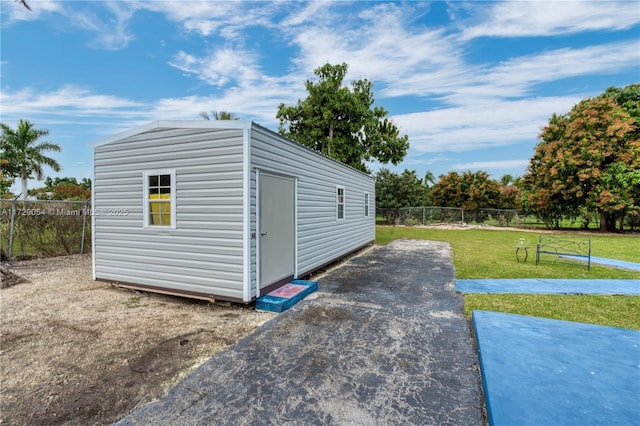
[377,206,534,227]
[377,207,463,226]
[1,198,91,260]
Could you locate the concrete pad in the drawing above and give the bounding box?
[116,240,483,425]
[473,310,640,426]
[456,279,640,295]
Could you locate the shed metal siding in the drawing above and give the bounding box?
[94,127,246,300]
[249,123,375,289]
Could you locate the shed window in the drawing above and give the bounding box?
[337,186,345,220]
[364,192,370,217]
[144,169,176,229]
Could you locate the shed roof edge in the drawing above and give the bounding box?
[92,120,374,180]
[92,120,253,149]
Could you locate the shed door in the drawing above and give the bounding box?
[259,174,295,289]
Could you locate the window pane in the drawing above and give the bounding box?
[150,211,170,225]
[149,201,171,225]
[145,171,175,228]
[364,193,369,216]
[337,187,345,220]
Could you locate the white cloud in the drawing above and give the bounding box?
[169,48,263,87]
[0,85,144,117]
[280,0,330,27]
[137,1,235,22]
[138,1,279,38]
[154,1,639,159]
[283,2,464,93]
[4,0,138,50]
[460,1,640,40]
[148,77,303,125]
[377,37,639,103]
[11,1,139,50]
[274,3,638,109]
[0,79,295,137]
[182,19,222,36]
[451,159,530,171]
[474,41,640,98]
[90,1,137,50]
[384,38,639,105]
[394,96,583,153]
[1,0,62,23]
[4,0,638,180]
[4,1,255,50]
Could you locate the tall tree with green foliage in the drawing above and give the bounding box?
[277,63,409,172]
[375,168,428,209]
[430,171,502,211]
[522,86,639,231]
[375,168,429,223]
[0,120,61,199]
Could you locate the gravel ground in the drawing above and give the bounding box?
[0,254,274,425]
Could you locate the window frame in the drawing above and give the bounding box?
[143,169,177,229]
[364,192,370,217]
[336,185,345,221]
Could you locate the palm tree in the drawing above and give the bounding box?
[0,120,61,199]
[200,111,240,120]
[500,174,514,187]
[423,170,436,187]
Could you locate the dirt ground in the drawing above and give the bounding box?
[0,254,275,425]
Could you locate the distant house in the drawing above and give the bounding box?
[92,120,375,302]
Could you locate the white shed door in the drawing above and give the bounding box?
[259,174,295,289]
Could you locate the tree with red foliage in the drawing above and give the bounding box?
[522,86,640,231]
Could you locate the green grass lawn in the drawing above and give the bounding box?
[376,226,640,329]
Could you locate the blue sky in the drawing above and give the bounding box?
[1,0,639,190]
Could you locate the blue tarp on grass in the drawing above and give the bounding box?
[560,255,640,271]
[456,279,640,295]
[473,311,640,426]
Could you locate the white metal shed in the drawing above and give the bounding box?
[92,120,375,302]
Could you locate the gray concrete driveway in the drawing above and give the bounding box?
[117,239,484,425]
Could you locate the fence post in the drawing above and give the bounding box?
[461,208,464,224]
[8,196,19,260]
[80,199,89,254]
